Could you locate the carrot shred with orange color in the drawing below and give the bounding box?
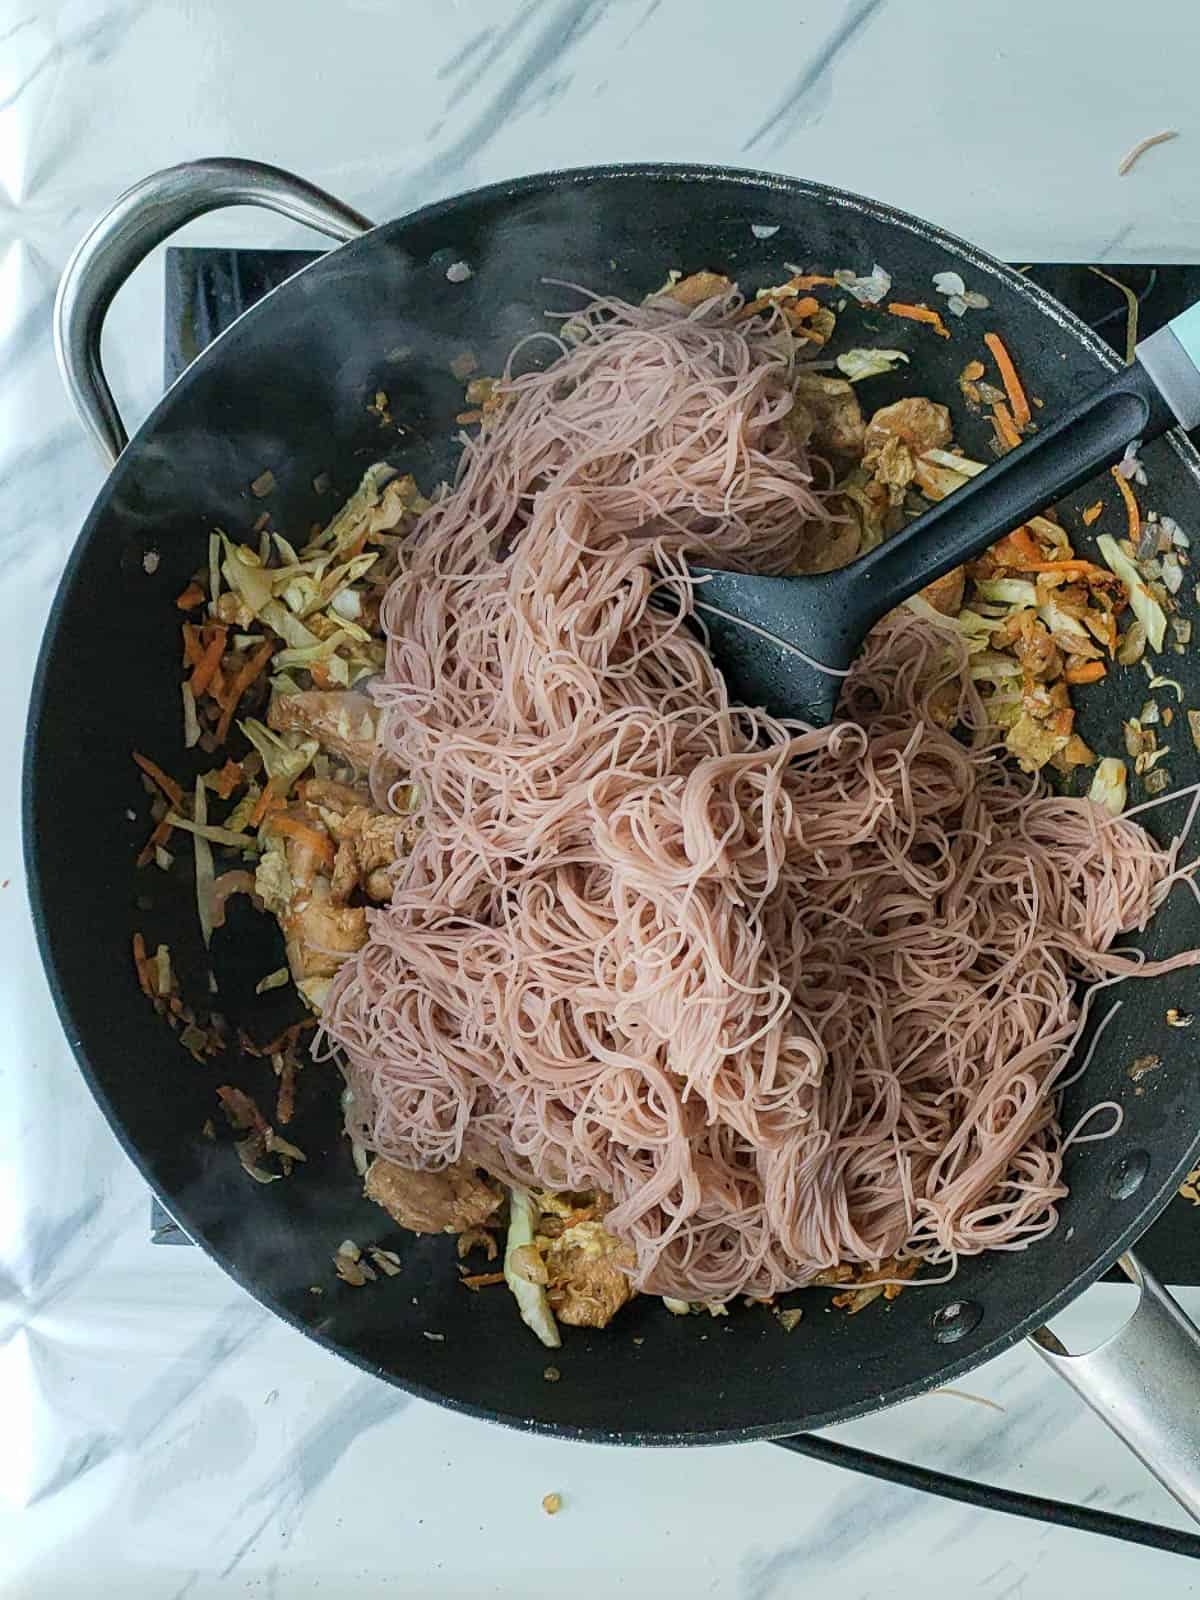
[132,752,184,810]
[994,527,1044,567]
[983,332,1031,427]
[1065,660,1107,685]
[1024,559,1113,579]
[211,760,244,800]
[1081,500,1104,527]
[175,581,206,610]
[214,640,274,744]
[788,274,839,289]
[992,401,1022,452]
[461,1271,506,1290]
[189,627,228,698]
[136,815,175,868]
[132,932,153,996]
[182,625,205,668]
[1111,466,1141,544]
[886,302,950,338]
[249,783,283,828]
[268,814,335,870]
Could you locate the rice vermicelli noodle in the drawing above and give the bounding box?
[325,288,1198,1301]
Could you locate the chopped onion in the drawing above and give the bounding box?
[751,223,780,240]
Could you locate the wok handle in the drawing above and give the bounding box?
[1030,1252,1200,1525]
[54,157,374,464]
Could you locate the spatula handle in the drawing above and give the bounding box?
[841,359,1175,628]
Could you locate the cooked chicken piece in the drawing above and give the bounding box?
[667,271,732,307]
[862,397,953,506]
[988,606,1038,651]
[257,806,367,1010]
[791,375,865,459]
[542,1221,635,1329]
[1006,712,1069,773]
[919,566,965,617]
[365,1157,503,1234]
[1012,621,1062,683]
[330,809,409,904]
[299,778,420,905]
[268,690,378,772]
[863,397,952,460]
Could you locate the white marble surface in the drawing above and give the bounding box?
[6,1,1200,1594]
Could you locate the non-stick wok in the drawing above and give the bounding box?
[24,160,1200,1517]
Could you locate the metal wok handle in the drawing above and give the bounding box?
[54,157,374,464]
[1030,1251,1200,1524]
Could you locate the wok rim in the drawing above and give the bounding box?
[23,160,1200,1444]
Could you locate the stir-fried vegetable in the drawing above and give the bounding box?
[1089,757,1128,816]
[504,1187,561,1349]
[1096,534,1167,651]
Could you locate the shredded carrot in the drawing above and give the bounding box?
[994,527,1044,567]
[789,274,838,289]
[136,815,175,868]
[1065,660,1107,685]
[1111,466,1141,545]
[175,580,206,610]
[1023,559,1114,579]
[1081,500,1104,527]
[249,782,283,828]
[181,625,205,668]
[786,295,821,320]
[132,752,184,810]
[211,759,244,800]
[983,332,1031,428]
[268,814,335,870]
[735,291,822,325]
[991,401,1022,452]
[461,1271,506,1290]
[960,359,985,382]
[132,932,153,996]
[886,302,950,338]
[189,627,228,698]
[214,640,274,745]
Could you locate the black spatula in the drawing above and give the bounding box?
[694,310,1200,724]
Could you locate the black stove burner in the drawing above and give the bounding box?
[153,247,1200,1281]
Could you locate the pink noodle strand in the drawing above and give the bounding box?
[321,290,1199,1301]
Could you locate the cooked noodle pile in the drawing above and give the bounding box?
[326,289,1197,1300]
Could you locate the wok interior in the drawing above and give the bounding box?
[26,170,1200,1440]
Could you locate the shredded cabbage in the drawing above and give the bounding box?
[167,813,258,850]
[1096,534,1167,651]
[834,348,909,383]
[975,578,1037,607]
[193,779,216,950]
[504,1187,560,1349]
[309,462,398,556]
[239,720,319,794]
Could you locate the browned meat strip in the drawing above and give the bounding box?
[365,1157,503,1234]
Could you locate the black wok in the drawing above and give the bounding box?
[24,162,1200,1494]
